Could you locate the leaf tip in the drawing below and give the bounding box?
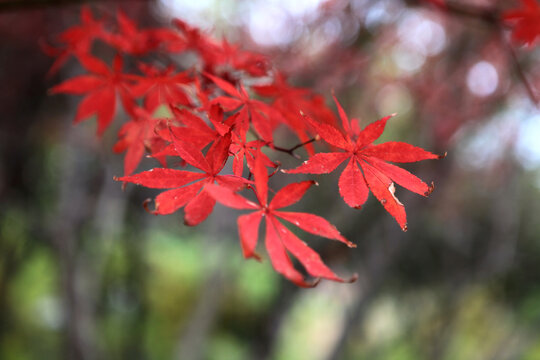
[438,151,448,159]
[246,251,263,262]
[143,199,158,215]
[401,224,408,232]
[344,273,358,283]
[306,278,321,288]
[424,181,435,196]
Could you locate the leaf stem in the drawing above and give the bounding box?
[271,137,319,159]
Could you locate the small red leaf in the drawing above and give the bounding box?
[355,114,395,148]
[253,150,269,207]
[269,181,315,210]
[153,183,203,215]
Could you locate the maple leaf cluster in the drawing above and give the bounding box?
[503,0,540,47]
[47,7,442,286]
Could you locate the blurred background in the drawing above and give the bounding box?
[1,0,540,359]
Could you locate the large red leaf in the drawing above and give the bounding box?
[338,158,369,209]
[264,217,314,288]
[237,211,264,259]
[362,142,440,163]
[269,181,315,210]
[116,169,206,189]
[205,184,259,210]
[273,211,353,247]
[284,152,349,174]
[360,161,407,231]
[153,182,203,215]
[184,187,216,226]
[272,218,343,282]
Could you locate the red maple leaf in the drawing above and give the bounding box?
[284,95,442,231]
[42,6,106,75]
[151,106,233,163]
[113,104,167,176]
[503,0,540,47]
[229,134,276,177]
[216,39,270,77]
[116,131,247,226]
[253,72,338,154]
[206,73,283,142]
[130,63,193,112]
[169,18,221,66]
[102,10,181,56]
[50,54,136,136]
[206,151,355,287]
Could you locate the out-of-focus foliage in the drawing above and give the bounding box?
[1,0,540,359]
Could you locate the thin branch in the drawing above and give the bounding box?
[272,136,320,159]
[415,0,500,24]
[505,39,540,107]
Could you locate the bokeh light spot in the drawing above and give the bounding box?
[466,61,499,97]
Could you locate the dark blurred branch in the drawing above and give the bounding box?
[411,0,500,24]
[174,243,227,360]
[51,127,100,360]
[0,0,150,13]
[505,40,540,106]
[326,222,405,360]
[415,0,538,106]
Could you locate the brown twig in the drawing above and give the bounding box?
[271,136,319,159]
[505,38,540,107]
[415,0,500,24]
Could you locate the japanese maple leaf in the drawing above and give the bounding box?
[206,151,355,286]
[253,72,338,154]
[284,96,442,231]
[50,54,136,136]
[102,10,181,56]
[42,6,106,75]
[206,73,284,142]
[116,131,247,226]
[503,0,540,47]
[230,132,276,177]
[152,106,234,162]
[130,63,193,112]
[217,39,270,77]
[113,105,166,176]
[169,18,221,65]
